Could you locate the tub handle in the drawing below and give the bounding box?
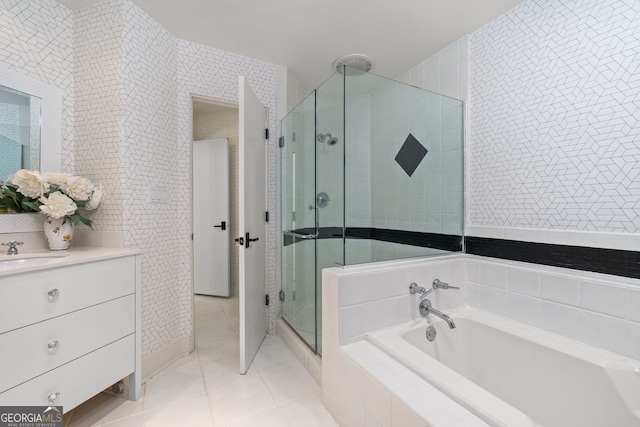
[433,279,459,290]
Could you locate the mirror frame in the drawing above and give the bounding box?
[0,66,62,233]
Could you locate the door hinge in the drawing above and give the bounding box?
[265,128,269,140]
[279,290,285,302]
[265,211,269,222]
[266,294,270,306]
[191,233,193,240]
[278,136,284,148]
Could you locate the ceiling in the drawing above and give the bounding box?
[192,97,237,115]
[58,0,524,91]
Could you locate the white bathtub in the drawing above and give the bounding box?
[367,306,640,427]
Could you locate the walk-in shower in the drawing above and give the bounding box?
[280,67,464,354]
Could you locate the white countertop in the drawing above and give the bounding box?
[0,247,144,277]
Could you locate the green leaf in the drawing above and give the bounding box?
[22,201,41,211]
[76,200,85,208]
[71,213,93,229]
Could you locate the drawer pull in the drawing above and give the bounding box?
[47,340,60,353]
[47,289,60,302]
[48,392,60,405]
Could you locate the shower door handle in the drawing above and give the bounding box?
[283,230,317,240]
[214,221,226,231]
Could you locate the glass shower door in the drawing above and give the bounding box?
[281,93,318,350]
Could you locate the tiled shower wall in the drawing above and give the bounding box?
[0,0,74,173]
[194,110,240,298]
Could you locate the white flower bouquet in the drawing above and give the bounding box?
[0,170,102,228]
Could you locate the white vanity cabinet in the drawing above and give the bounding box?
[0,253,141,412]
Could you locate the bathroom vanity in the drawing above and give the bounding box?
[0,249,142,412]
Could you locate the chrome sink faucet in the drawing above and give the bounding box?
[409,279,458,329]
[2,241,23,255]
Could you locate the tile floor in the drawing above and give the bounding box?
[63,295,337,427]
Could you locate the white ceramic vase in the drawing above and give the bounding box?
[44,216,74,251]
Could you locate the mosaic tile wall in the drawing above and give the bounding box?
[0,0,74,173]
[193,110,240,300]
[469,0,640,233]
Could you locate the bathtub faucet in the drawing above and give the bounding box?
[419,300,456,329]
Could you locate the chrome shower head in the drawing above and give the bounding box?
[317,133,338,146]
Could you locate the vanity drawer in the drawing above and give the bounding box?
[0,295,134,393]
[0,334,134,412]
[0,256,135,333]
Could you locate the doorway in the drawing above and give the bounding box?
[192,97,240,345]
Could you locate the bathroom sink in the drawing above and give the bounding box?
[0,253,68,268]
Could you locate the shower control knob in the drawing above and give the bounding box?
[234,237,244,246]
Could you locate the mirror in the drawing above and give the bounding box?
[0,84,42,178]
[0,67,61,179]
[0,67,62,232]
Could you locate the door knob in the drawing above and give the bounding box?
[235,237,244,246]
[245,232,259,248]
[214,221,226,231]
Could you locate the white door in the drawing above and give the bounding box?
[238,77,267,374]
[193,138,230,297]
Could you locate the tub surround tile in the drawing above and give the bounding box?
[343,392,366,427]
[466,259,480,283]
[391,398,425,427]
[468,284,508,316]
[628,322,640,361]
[539,301,582,341]
[579,280,629,319]
[507,293,540,327]
[579,311,629,357]
[507,267,540,297]
[479,262,508,289]
[630,289,640,323]
[540,274,580,306]
[364,376,392,427]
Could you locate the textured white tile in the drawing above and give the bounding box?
[479,262,508,289]
[341,305,368,340]
[364,376,392,427]
[539,301,581,340]
[508,267,540,297]
[143,368,206,410]
[469,0,640,234]
[540,274,579,306]
[630,289,640,323]
[142,394,213,427]
[229,407,288,427]
[628,322,640,361]
[280,401,338,427]
[67,393,144,427]
[580,311,628,356]
[507,293,539,327]
[208,377,276,426]
[344,391,366,427]
[579,280,628,319]
[344,356,368,405]
[468,284,508,316]
[466,259,480,283]
[391,398,424,427]
[260,365,320,406]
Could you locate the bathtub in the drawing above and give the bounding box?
[366,305,640,427]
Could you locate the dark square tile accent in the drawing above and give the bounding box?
[395,133,428,177]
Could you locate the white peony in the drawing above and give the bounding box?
[60,176,94,201]
[10,169,50,198]
[43,172,71,187]
[39,191,78,219]
[84,184,103,210]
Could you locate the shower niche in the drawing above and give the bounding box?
[280,67,464,354]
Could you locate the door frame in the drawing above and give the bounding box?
[189,95,239,346]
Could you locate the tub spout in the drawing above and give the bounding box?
[419,299,456,329]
